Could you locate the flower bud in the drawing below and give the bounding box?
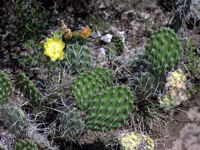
[64,29,72,39]
[80,26,91,39]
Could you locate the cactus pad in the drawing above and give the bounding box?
[0,72,12,103]
[65,43,93,74]
[0,104,29,138]
[59,106,85,141]
[92,66,114,86]
[86,85,134,131]
[133,72,166,100]
[72,71,105,110]
[145,27,182,74]
[16,71,42,106]
[15,139,38,150]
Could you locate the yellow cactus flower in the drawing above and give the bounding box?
[80,26,91,39]
[44,37,65,62]
[118,132,154,150]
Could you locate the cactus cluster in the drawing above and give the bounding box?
[16,71,42,106]
[132,27,182,100]
[111,35,124,55]
[15,139,38,150]
[0,72,12,103]
[64,43,93,74]
[72,67,134,131]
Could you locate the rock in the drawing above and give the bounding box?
[160,69,188,108]
[118,132,154,150]
[100,34,113,43]
[97,47,106,59]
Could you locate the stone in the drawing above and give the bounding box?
[100,34,113,43]
[118,132,154,150]
[160,69,188,108]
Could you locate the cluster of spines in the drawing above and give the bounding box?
[14,139,38,150]
[145,27,182,74]
[16,70,42,106]
[0,71,12,103]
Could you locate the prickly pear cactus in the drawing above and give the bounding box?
[58,106,85,141]
[145,27,182,74]
[92,66,114,86]
[133,72,166,100]
[0,104,29,138]
[72,71,105,110]
[0,71,12,103]
[86,85,134,131]
[14,139,38,150]
[65,43,93,74]
[16,71,42,106]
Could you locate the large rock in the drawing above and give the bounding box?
[160,69,188,108]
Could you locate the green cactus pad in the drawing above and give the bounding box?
[16,71,42,106]
[59,106,85,141]
[92,66,114,86]
[65,43,93,74]
[0,71,12,103]
[15,139,38,150]
[0,104,29,138]
[145,27,182,74]
[72,72,105,110]
[133,72,166,100]
[86,85,134,131]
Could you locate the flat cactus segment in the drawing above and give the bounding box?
[92,66,114,86]
[59,106,85,141]
[145,27,182,74]
[133,72,166,100]
[16,71,42,106]
[0,71,12,103]
[86,85,134,131]
[0,104,29,138]
[65,43,93,74]
[72,72,105,110]
[15,139,38,150]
